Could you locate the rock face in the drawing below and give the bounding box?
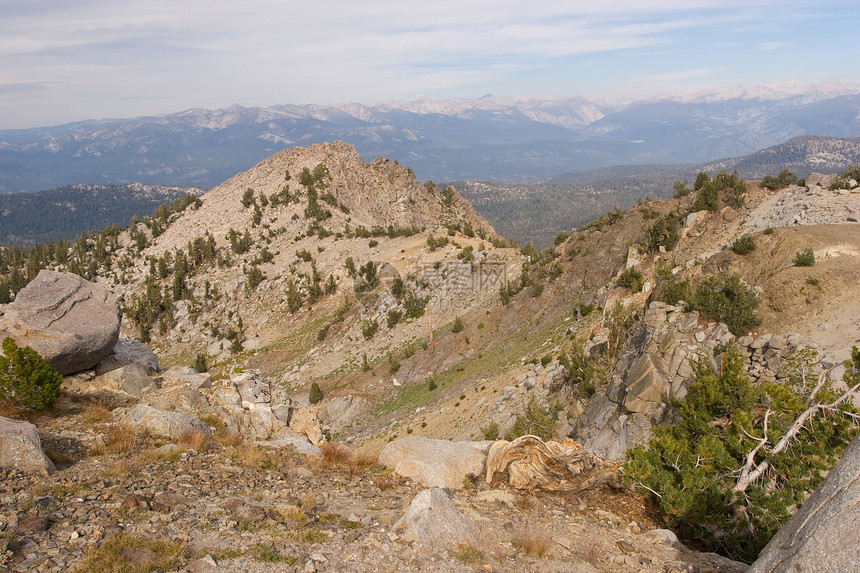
[395,488,479,550]
[379,436,487,490]
[0,270,121,375]
[0,416,55,475]
[573,303,730,460]
[748,435,860,573]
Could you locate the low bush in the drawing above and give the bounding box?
[625,346,860,563]
[616,267,644,293]
[308,382,324,404]
[794,249,815,266]
[505,398,556,441]
[0,337,63,411]
[731,236,756,255]
[693,272,761,336]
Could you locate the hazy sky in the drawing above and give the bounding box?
[1,0,858,129]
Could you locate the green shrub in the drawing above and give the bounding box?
[693,272,761,336]
[193,353,208,373]
[794,249,815,266]
[662,278,694,307]
[504,398,556,441]
[361,320,379,339]
[616,267,644,293]
[0,337,63,410]
[308,382,324,404]
[386,309,403,329]
[481,421,500,441]
[763,169,797,190]
[558,344,601,399]
[691,185,718,212]
[645,213,680,252]
[451,316,464,333]
[673,180,691,198]
[625,347,860,563]
[731,236,756,255]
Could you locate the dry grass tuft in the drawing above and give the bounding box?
[103,423,146,454]
[0,399,29,421]
[80,400,115,426]
[584,542,606,565]
[373,472,395,491]
[200,413,244,447]
[512,529,552,558]
[100,459,135,478]
[237,444,273,469]
[177,428,208,451]
[310,442,376,476]
[347,451,376,477]
[454,544,484,565]
[318,442,353,467]
[73,532,186,572]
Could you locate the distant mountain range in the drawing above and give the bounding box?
[1,81,859,193]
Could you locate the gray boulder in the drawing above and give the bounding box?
[379,436,486,490]
[65,362,158,401]
[0,416,55,475]
[115,404,210,440]
[748,435,860,573]
[395,488,479,550]
[0,270,121,375]
[96,338,159,375]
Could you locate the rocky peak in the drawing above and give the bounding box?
[148,141,494,256]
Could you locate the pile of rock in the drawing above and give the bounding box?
[746,174,860,232]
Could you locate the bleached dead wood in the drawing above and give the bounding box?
[485,435,618,492]
[734,371,860,493]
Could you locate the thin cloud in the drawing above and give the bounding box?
[0,0,856,128]
[759,42,791,51]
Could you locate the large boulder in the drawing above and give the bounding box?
[395,488,479,550]
[288,407,325,446]
[379,436,486,490]
[95,338,159,375]
[0,416,55,475]
[748,435,860,573]
[0,270,121,375]
[65,362,158,401]
[114,404,210,440]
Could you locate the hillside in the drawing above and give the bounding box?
[1,142,859,571]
